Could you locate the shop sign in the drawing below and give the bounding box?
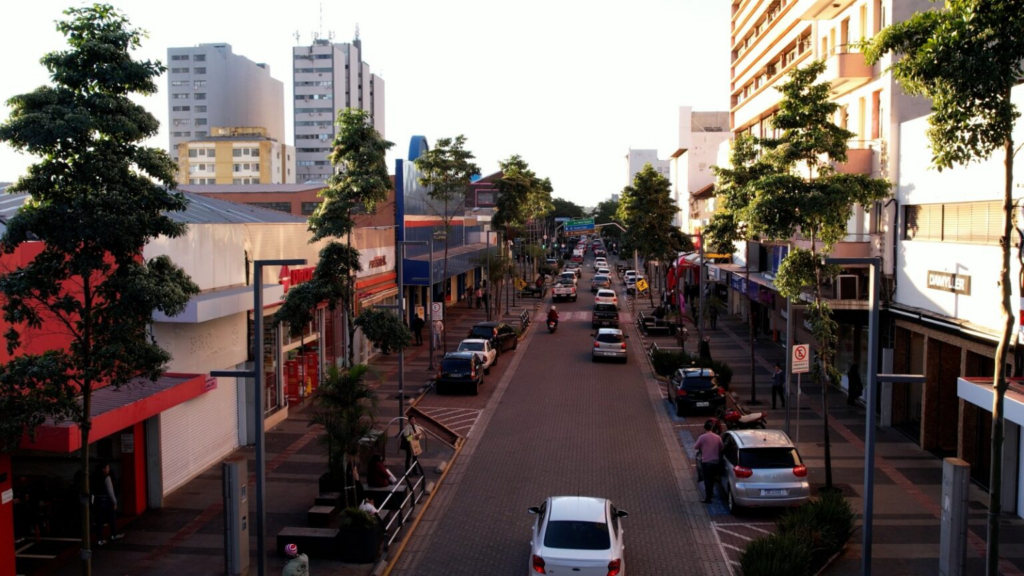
[758,288,775,309]
[121,433,135,454]
[708,267,721,281]
[1,489,12,505]
[204,376,218,392]
[927,270,971,295]
[279,265,315,293]
[368,254,388,269]
[748,281,760,301]
[730,275,746,293]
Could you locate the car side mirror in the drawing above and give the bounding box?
[528,506,541,515]
[590,333,596,337]
[616,510,629,519]
[625,334,631,339]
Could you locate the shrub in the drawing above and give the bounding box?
[708,359,733,389]
[739,531,813,576]
[340,507,377,528]
[651,349,689,376]
[768,491,855,570]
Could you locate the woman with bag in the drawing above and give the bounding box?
[399,417,425,476]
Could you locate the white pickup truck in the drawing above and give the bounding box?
[552,280,578,302]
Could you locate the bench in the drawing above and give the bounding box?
[307,505,338,528]
[314,492,341,507]
[276,527,341,559]
[364,483,409,511]
[637,311,675,336]
[519,309,531,330]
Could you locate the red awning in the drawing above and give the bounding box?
[20,373,209,453]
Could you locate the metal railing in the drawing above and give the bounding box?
[377,460,428,552]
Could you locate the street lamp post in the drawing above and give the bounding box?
[397,240,426,440]
[211,258,306,576]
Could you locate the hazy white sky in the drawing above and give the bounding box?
[0,0,731,206]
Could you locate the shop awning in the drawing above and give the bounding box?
[154,283,285,324]
[958,377,1024,426]
[21,373,210,453]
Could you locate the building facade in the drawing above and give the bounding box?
[166,44,284,162]
[292,36,385,183]
[177,127,295,185]
[625,149,670,187]
[669,107,732,232]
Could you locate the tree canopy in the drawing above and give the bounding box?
[492,155,554,239]
[550,197,586,220]
[616,163,680,263]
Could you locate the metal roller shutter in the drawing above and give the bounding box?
[160,376,239,495]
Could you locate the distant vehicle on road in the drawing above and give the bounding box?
[595,267,611,277]
[594,289,618,307]
[528,496,628,576]
[559,271,579,286]
[456,338,497,375]
[467,322,518,352]
[436,352,484,395]
[565,261,583,277]
[592,328,628,363]
[625,275,644,295]
[591,275,611,293]
[553,280,578,303]
[668,367,725,416]
[591,303,619,329]
[720,429,810,513]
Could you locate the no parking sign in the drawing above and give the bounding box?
[792,344,810,374]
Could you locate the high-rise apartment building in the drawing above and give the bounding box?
[292,36,385,183]
[177,127,295,185]
[625,149,670,187]
[166,44,285,162]
[669,107,731,232]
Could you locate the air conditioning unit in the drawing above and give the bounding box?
[837,274,859,300]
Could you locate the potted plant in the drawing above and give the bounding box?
[338,507,382,563]
[310,364,378,506]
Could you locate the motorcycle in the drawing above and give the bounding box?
[710,406,767,433]
[547,320,558,333]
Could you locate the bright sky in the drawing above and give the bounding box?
[0,0,731,207]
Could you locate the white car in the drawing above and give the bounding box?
[559,271,579,286]
[596,267,611,277]
[594,258,608,268]
[456,339,497,375]
[529,496,628,576]
[623,270,638,282]
[595,289,619,308]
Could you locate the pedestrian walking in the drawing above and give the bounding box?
[411,313,425,346]
[432,319,444,349]
[281,543,310,576]
[465,287,474,308]
[693,420,724,503]
[708,303,719,329]
[91,463,123,546]
[475,286,483,309]
[846,363,863,406]
[399,417,426,475]
[699,336,712,363]
[771,363,786,409]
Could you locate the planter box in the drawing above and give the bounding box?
[339,524,381,564]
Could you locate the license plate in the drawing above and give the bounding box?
[601,321,610,326]
[599,352,617,356]
[696,401,710,407]
[449,374,464,378]
[761,489,789,496]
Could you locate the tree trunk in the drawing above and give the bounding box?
[79,390,92,576]
[812,230,835,492]
[986,134,1014,576]
[347,229,356,367]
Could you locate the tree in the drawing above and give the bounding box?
[864,5,1024,570]
[550,197,586,220]
[0,5,200,574]
[493,155,554,307]
[592,198,623,240]
[616,163,680,305]
[415,135,479,348]
[276,108,393,365]
[354,307,412,353]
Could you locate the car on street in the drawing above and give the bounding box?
[528,496,628,576]
[565,261,583,277]
[559,271,579,286]
[546,258,559,268]
[592,328,628,363]
[594,247,607,257]
[456,338,497,374]
[435,352,485,395]
[594,288,618,307]
[467,321,519,352]
[596,267,611,277]
[553,279,579,302]
[594,257,608,267]
[591,275,611,293]
[720,429,810,513]
[591,303,619,329]
[625,275,644,295]
[668,367,725,415]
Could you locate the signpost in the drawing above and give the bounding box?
[431,301,444,321]
[635,278,649,294]
[565,218,595,235]
[791,344,809,444]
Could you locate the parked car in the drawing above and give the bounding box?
[456,338,497,374]
[467,321,518,352]
[592,328,628,363]
[528,496,628,576]
[591,275,612,293]
[594,288,618,307]
[720,429,810,513]
[435,352,484,395]
[625,275,644,295]
[591,303,619,329]
[553,279,578,302]
[669,367,726,416]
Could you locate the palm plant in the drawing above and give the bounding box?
[309,364,379,507]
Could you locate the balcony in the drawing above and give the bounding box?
[824,48,874,96]
[833,144,875,175]
[799,0,857,20]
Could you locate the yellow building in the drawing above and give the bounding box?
[177,126,296,185]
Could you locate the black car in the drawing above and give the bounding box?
[669,367,726,416]
[591,303,619,329]
[436,352,484,395]
[467,322,518,353]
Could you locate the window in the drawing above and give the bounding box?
[247,202,292,213]
[194,67,206,74]
[477,191,496,206]
[905,202,1003,244]
[206,148,215,157]
[195,118,207,126]
[172,105,190,112]
[170,67,189,74]
[189,149,198,158]
[871,90,882,139]
[193,54,206,62]
[171,80,189,87]
[251,148,260,158]
[301,202,322,215]
[172,93,189,99]
[233,149,242,157]
[173,119,190,126]
[195,106,207,112]
[195,131,208,138]
[739,448,801,469]
[170,54,189,61]
[194,80,206,89]
[543,521,610,551]
[195,93,207,100]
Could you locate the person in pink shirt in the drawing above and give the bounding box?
[693,420,724,503]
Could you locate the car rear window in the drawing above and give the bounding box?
[594,304,617,313]
[458,342,484,352]
[543,520,611,550]
[683,376,716,390]
[441,358,472,373]
[470,327,495,339]
[739,447,800,468]
[594,275,610,282]
[596,333,623,344]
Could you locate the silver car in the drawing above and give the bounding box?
[721,429,810,513]
[591,328,628,363]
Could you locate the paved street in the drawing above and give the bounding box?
[393,258,727,576]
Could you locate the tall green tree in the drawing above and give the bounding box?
[616,163,680,305]
[493,155,554,303]
[592,198,623,240]
[550,197,586,220]
[0,5,200,574]
[415,135,479,333]
[865,4,1024,569]
[276,108,393,366]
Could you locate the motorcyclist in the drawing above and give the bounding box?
[546,306,559,328]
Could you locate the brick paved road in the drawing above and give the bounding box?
[393,257,727,576]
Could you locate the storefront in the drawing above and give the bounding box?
[958,377,1023,519]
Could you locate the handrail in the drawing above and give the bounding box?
[377,459,428,551]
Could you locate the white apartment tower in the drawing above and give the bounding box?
[670,107,732,233]
[292,36,385,183]
[625,149,670,187]
[166,44,285,161]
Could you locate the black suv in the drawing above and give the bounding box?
[467,322,518,353]
[591,303,619,329]
[669,367,725,416]
[436,352,484,395]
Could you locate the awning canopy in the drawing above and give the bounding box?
[21,373,209,453]
[958,377,1024,426]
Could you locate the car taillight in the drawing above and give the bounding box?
[594,342,600,348]
[471,366,476,378]
[620,343,627,349]
[613,297,617,302]
[493,329,498,337]
[793,465,808,478]
[436,369,442,379]
[677,389,687,396]
[532,555,546,574]
[734,466,753,478]
[607,558,621,576]
[716,388,725,396]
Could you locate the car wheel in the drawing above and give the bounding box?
[472,381,480,396]
[512,338,518,351]
[728,487,741,514]
[675,399,685,417]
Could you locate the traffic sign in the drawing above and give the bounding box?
[635,278,649,293]
[565,218,595,235]
[515,278,527,290]
[792,344,810,374]
[431,302,444,321]
[555,217,571,222]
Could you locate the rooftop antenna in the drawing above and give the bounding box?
[355,23,360,41]
[318,2,323,39]
[293,30,300,45]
